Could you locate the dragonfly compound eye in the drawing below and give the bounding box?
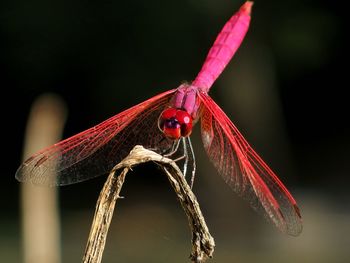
[175,110,193,137]
[158,108,193,139]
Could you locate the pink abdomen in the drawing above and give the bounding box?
[192,2,252,92]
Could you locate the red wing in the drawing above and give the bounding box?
[198,92,302,236]
[16,90,176,186]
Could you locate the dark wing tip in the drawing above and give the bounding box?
[15,156,58,187]
[285,204,303,236]
[294,204,302,219]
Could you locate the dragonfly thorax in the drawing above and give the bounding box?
[158,108,193,140]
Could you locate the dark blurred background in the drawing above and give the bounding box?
[1,0,349,262]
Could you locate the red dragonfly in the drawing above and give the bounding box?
[16,1,302,236]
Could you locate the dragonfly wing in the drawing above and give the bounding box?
[16,89,176,186]
[198,91,302,236]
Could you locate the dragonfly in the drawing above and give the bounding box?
[16,1,302,236]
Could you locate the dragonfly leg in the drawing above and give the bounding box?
[184,137,196,188]
[182,138,189,178]
[165,137,196,188]
[164,139,186,163]
[164,139,181,157]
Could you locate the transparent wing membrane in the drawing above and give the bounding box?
[16,90,176,186]
[198,92,302,236]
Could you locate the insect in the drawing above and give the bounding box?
[16,1,302,236]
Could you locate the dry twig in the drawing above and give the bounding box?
[82,145,215,263]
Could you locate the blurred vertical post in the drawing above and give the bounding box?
[20,94,67,263]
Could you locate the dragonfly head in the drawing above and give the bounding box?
[158,108,193,140]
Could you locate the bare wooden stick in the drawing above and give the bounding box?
[161,165,215,262]
[82,145,215,263]
[82,167,127,263]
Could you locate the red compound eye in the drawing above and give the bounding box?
[161,108,177,120]
[175,110,193,137]
[158,108,193,139]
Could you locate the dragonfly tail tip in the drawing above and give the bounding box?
[241,1,254,15]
